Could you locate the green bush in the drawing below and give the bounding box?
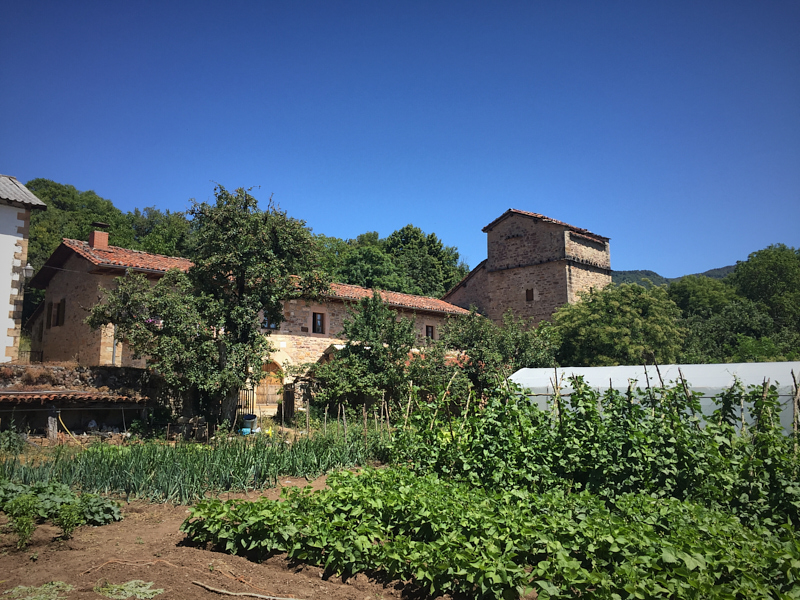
[54,501,85,538]
[4,492,40,548]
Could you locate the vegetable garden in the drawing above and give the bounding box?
[3,377,800,598]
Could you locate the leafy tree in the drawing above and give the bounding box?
[125,206,193,257]
[315,225,469,298]
[667,275,737,318]
[384,224,468,297]
[440,308,557,393]
[552,284,684,366]
[729,244,800,331]
[312,291,416,409]
[337,245,407,292]
[88,186,326,422]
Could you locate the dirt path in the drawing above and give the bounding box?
[0,475,445,600]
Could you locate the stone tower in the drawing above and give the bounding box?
[442,209,611,324]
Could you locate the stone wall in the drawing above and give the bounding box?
[0,363,153,396]
[566,262,612,304]
[445,212,611,325]
[31,255,145,367]
[443,262,491,316]
[565,232,611,268]
[485,261,569,325]
[268,297,454,368]
[486,218,565,271]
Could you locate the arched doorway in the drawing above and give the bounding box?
[255,361,283,407]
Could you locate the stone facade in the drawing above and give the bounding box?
[444,210,611,324]
[28,253,148,367]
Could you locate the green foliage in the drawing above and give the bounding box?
[391,378,800,528]
[4,493,39,548]
[182,467,800,600]
[0,479,121,543]
[87,186,328,422]
[93,580,164,599]
[312,291,416,407]
[2,582,74,600]
[54,501,85,539]
[730,243,800,331]
[667,275,737,317]
[440,308,558,394]
[316,224,469,298]
[1,434,385,504]
[0,429,25,455]
[553,283,684,366]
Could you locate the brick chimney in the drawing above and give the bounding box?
[88,230,109,250]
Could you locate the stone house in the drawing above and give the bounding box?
[27,232,193,366]
[443,209,611,325]
[28,232,470,405]
[0,175,46,363]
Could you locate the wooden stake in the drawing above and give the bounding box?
[362,402,368,452]
[404,380,414,428]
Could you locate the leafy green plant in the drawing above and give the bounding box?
[182,467,800,599]
[1,433,386,504]
[4,493,40,549]
[79,493,122,525]
[0,429,25,455]
[54,501,85,539]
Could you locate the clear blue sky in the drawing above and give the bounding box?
[2,1,798,278]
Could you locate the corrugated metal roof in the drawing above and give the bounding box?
[0,175,47,209]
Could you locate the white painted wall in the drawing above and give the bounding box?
[0,203,24,363]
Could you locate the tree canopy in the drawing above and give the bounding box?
[87,186,327,422]
[553,284,684,367]
[311,291,417,408]
[315,224,469,298]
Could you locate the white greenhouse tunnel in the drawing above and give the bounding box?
[510,362,800,433]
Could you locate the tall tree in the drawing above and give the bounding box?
[88,186,327,422]
[440,308,558,394]
[729,244,800,331]
[553,284,684,367]
[312,291,416,408]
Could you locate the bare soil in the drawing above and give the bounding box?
[0,475,449,600]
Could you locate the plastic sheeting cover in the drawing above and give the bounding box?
[510,362,800,433]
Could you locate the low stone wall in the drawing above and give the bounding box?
[0,364,154,397]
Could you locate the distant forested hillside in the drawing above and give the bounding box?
[613,265,735,286]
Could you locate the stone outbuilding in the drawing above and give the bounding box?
[0,175,46,363]
[27,232,192,366]
[443,209,611,325]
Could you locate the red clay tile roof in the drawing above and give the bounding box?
[0,391,145,405]
[32,239,468,316]
[328,282,470,316]
[62,239,193,273]
[482,209,609,242]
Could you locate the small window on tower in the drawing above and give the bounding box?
[525,289,534,302]
[312,312,325,334]
[425,325,435,338]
